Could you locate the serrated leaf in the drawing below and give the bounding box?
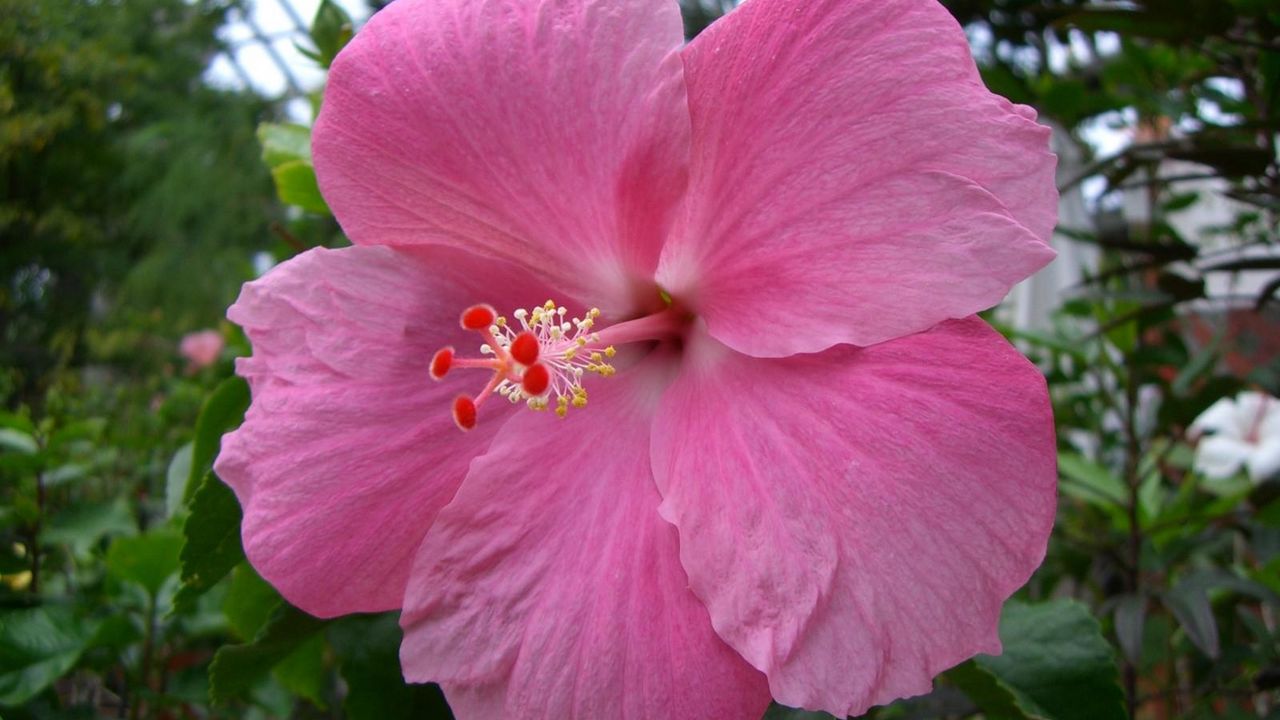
[106,529,182,596]
[271,160,330,214]
[188,376,249,492]
[209,604,327,703]
[329,614,454,720]
[174,473,244,613]
[959,599,1126,720]
[0,606,99,705]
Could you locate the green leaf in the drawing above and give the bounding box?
[271,160,330,214]
[1058,452,1129,509]
[257,122,312,168]
[0,411,35,434]
[43,496,136,554]
[949,599,1126,720]
[1113,594,1148,666]
[944,660,1035,720]
[0,606,99,706]
[188,377,250,492]
[165,442,194,518]
[1161,192,1200,213]
[309,0,354,68]
[762,706,835,719]
[42,463,87,487]
[106,528,182,596]
[174,473,244,613]
[1162,579,1220,658]
[329,614,454,720]
[223,563,281,641]
[209,604,328,703]
[0,428,38,455]
[274,633,328,709]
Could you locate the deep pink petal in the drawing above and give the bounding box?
[399,358,771,719]
[650,318,1057,715]
[659,0,1057,356]
[216,245,552,617]
[313,0,690,313]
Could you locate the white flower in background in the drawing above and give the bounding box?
[1190,391,1280,483]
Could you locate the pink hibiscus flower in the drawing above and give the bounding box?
[215,0,1059,716]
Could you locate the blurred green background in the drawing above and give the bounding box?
[2,0,1279,718]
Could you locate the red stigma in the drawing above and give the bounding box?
[460,304,496,330]
[510,331,539,365]
[452,395,477,431]
[521,363,550,396]
[429,347,454,379]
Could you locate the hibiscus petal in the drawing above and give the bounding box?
[313,0,690,313]
[659,0,1057,356]
[216,245,551,617]
[1195,435,1250,480]
[1189,396,1241,437]
[650,318,1057,715]
[398,358,771,719]
[1250,441,1280,483]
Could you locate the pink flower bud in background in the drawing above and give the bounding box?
[179,329,224,370]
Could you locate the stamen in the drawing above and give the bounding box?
[430,299,684,431]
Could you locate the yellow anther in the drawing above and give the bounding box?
[604,346,616,358]
[479,298,622,423]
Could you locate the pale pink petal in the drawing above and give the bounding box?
[1189,396,1241,437]
[650,318,1057,715]
[1261,398,1280,439]
[1250,441,1280,483]
[1195,435,1250,480]
[399,358,771,719]
[313,0,689,313]
[659,0,1057,356]
[216,245,552,617]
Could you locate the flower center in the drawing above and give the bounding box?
[429,299,682,431]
